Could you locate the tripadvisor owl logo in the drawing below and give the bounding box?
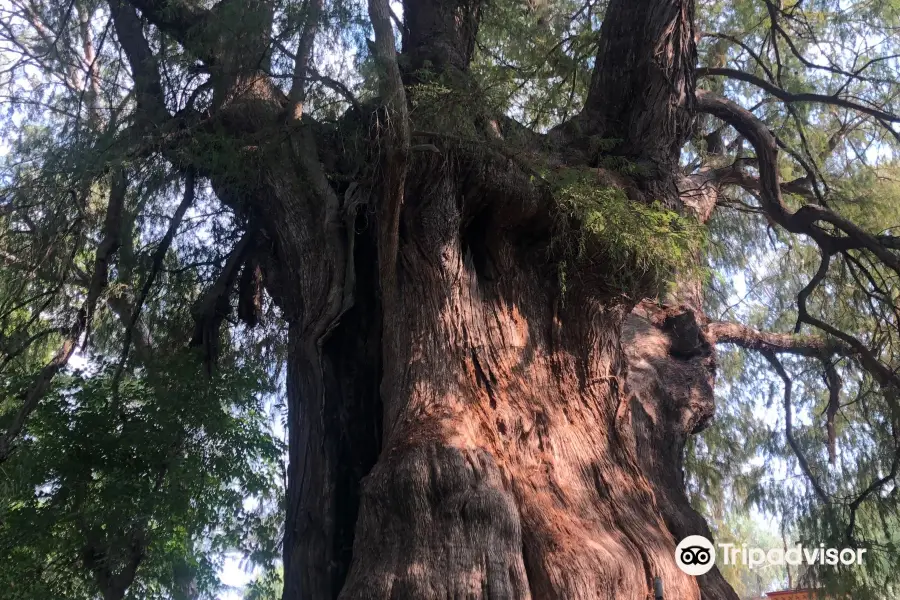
[674,535,867,576]
[675,535,717,576]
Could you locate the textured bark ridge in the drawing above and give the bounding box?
[585,0,697,169]
[624,306,738,600]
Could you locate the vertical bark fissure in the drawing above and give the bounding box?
[330,1,734,598]
[334,148,719,598]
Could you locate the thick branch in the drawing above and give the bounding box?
[717,167,816,202]
[85,527,148,600]
[108,0,168,123]
[698,67,900,142]
[106,295,152,361]
[287,0,324,117]
[678,161,817,220]
[584,0,697,166]
[696,89,803,228]
[697,89,900,277]
[84,168,127,345]
[707,321,851,358]
[401,0,482,73]
[190,232,252,370]
[77,5,102,126]
[121,0,209,60]
[368,0,410,295]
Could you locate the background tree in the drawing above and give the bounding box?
[1,0,900,599]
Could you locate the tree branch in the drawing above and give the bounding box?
[823,359,841,465]
[120,0,210,61]
[763,350,831,505]
[697,67,900,143]
[287,0,324,119]
[108,0,168,123]
[368,0,410,294]
[190,232,253,371]
[583,0,697,166]
[707,321,851,358]
[0,173,128,461]
[697,89,900,278]
[0,310,84,463]
[84,168,127,347]
[112,170,195,389]
[402,0,482,72]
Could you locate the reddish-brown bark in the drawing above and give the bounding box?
[330,162,736,599]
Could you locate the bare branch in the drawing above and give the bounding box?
[697,67,900,142]
[108,0,168,123]
[707,321,851,358]
[763,350,831,505]
[106,295,152,361]
[77,5,102,125]
[700,31,775,82]
[287,0,324,119]
[270,41,362,115]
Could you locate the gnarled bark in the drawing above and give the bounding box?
[332,157,736,599]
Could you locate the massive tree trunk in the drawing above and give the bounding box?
[275,155,737,599]
[272,1,737,599]
[333,171,727,599]
[112,0,740,598]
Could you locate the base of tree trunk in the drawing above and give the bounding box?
[278,170,741,600]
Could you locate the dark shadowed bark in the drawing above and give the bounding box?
[402,0,483,73]
[583,0,697,169]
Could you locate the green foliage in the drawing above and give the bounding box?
[407,70,493,139]
[0,351,282,600]
[550,168,704,298]
[716,513,789,599]
[698,176,900,599]
[473,0,598,130]
[244,566,284,600]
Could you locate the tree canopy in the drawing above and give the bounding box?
[1,0,900,599]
